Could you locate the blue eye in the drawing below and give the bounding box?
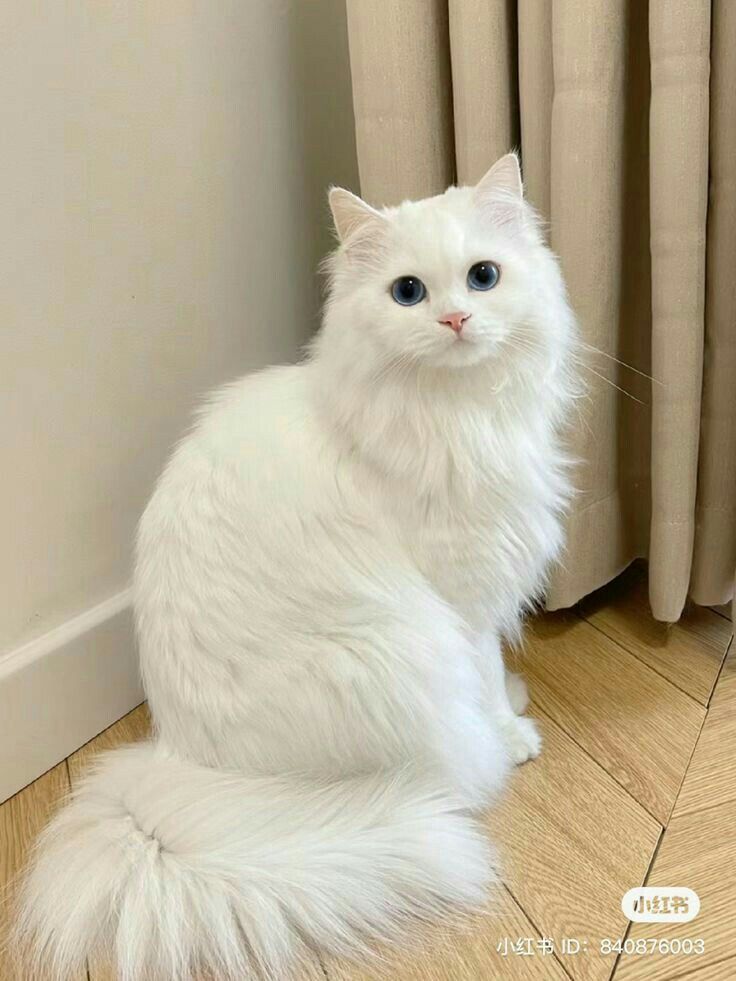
[391,276,426,306]
[467,261,500,291]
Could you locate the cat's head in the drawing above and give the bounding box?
[321,153,573,378]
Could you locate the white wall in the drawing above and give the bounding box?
[0,1,358,796]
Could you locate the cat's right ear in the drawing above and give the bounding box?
[473,153,525,230]
[328,187,386,244]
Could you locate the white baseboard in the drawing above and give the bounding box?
[0,590,144,803]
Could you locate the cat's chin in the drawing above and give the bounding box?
[423,339,498,370]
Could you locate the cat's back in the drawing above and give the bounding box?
[193,363,317,465]
[138,363,335,545]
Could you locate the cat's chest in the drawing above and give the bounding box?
[389,449,564,626]
[405,473,544,562]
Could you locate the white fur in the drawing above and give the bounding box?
[15,746,492,980]
[15,154,578,979]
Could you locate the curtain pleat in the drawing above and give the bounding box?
[517,0,552,218]
[545,1,634,609]
[344,0,454,205]
[690,0,736,608]
[648,0,711,620]
[343,0,735,620]
[448,0,518,185]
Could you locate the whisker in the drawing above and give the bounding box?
[582,364,649,406]
[510,323,661,386]
[578,342,662,385]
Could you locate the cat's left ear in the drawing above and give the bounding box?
[328,187,386,244]
[473,153,524,226]
[476,153,523,199]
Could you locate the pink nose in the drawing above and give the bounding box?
[438,311,470,334]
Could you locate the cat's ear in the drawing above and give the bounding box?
[328,187,386,244]
[476,153,523,199]
[473,153,524,227]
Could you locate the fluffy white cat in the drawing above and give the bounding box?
[16,153,578,980]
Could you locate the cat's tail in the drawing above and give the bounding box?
[12,741,492,980]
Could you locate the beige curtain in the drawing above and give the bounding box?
[344,0,736,621]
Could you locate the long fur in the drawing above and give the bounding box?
[14,153,578,978]
[15,746,490,980]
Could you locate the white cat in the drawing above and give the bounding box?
[16,154,578,980]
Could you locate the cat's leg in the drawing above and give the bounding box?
[385,591,511,807]
[477,631,541,765]
[505,671,529,715]
[336,607,510,810]
[326,587,511,808]
[209,588,510,811]
[434,655,510,809]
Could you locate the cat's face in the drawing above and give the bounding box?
[325,154,570,375]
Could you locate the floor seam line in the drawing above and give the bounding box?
[665,697,712,824]
[667,632,733,822]
[609,824,665,980]
[709,604,733,622]
[532,701,665,829]
[499,881,574,981]
[576,609,717,707]
[704,633,733,710]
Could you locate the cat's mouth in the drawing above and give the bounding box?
[435,333,498,368]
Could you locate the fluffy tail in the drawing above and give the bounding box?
[13,742,492,980]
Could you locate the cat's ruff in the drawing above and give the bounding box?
[15,154,578,980]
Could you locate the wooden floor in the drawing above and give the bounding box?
[1,565,733,981]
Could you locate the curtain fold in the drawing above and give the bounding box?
[344,0,454,205]
[546,0,633,610]
[691,0,736,609]
[448,0,518,183]
[344,0,736,621]
[648,0,711,621]
[517,0,552,217]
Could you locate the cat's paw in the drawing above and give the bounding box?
[500,715,541,765]
[505,671,529,715]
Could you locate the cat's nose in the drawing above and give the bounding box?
[438,311,470,334]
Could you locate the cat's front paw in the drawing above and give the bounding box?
[500,715,542,765]
[505,671,529,715]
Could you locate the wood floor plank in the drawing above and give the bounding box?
[614,798,736,981]
[673,643,736,820]
[524,613,705,823]
[490,712,661,981]
[579,565,731,704]
[324,886,568,980]
[709,604,732,623]
[709,639,736,711]
[0,763,85,981]
[673,956,736,980]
